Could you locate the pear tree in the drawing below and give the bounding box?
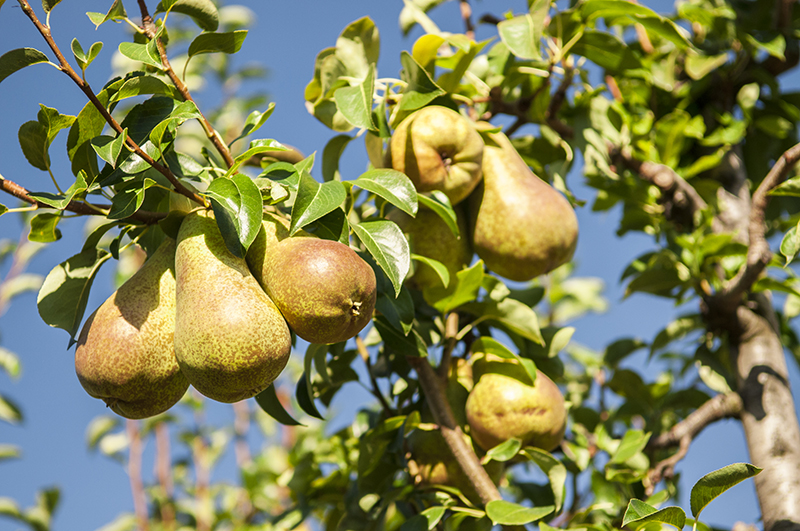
[1,0,800,530]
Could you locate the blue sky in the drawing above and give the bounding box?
[0,1,796,529]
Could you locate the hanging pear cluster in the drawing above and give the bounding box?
[75,210,377,418]
[389,105,579,286]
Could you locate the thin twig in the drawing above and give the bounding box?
[408,356,502,507]
[545,67,574,139]
[17,0,207,206]
[137,1,235,169]
[716,141,800,307]
[646,392,742,491]
[126,420,150,531]
[0,174,165,224]
[437,313,460,380]
[356,336,395,414]
[459,0,475,41]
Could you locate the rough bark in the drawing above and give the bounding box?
[729,299,800,530]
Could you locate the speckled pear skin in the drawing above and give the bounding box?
[465,365,566,452]
[174,210,291,403]
[261,238,377,344]
[468,129,578,282]
[75,238,188,419]
[388,206,472,290]
[391,106,484,206]
[246,212,311,287]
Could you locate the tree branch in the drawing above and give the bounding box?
[459,0,475,41]
[545,67,574,139]
[646,392,742,491]
[437,312,460,380]
[17,0,207,207]
[155,421,176,531]
[716,141,800,306]
[126,420,150,531]
[407,356,501,507]
[137,1,235,169]
[0,174,165,224]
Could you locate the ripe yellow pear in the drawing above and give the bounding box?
[75,238,188,419]
[174,210,291,403]
[468,129,578,281]
[466,357,566,452]
[391,106,484,206]
[387,206,472,290]
[259,238,376,344]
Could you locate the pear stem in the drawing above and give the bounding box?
[408,356,502,507]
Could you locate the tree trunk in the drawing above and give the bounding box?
[730,299,800,531]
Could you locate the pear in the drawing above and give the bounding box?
[468,129,578,282]
[388,206,472,290]
[391,106,484,206]
[174,210,291,403]
[75,238,188,419]
[260,237,376,344]
[246,212,311,287]
[465,358,566,452]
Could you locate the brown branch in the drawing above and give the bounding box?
[437,312,460,380]
[0,174,166,224]
[459,0,475,41]
[137,2,235,169]
[126,420,150,531]
[17,0,207,207]
[646,392,742,492]
[545,67,574,139]
[408,356,501,506]
[716,141,800,306]
[155,421,176,531]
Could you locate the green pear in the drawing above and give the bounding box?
[246,212,312,287]
[75,238,188,419]
[465,359,566,452]
[260,237,377,344]
[391,106,484,206]
[174,210,291,403]
[468,129,578,282]
[388,206,472,290]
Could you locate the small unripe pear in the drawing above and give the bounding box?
[466,363,566,452]
[260,238,377,344]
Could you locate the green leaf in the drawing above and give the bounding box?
[71,39,103,73]
[399,51,445,111]
[0,444,21,462]
[570,30,641,71]
[485,500,553,525]
[303,208,350,244]
[290,172,347,235]
[417,192,459,237]
[498,14,541,60]
[42,0,63,12]
[609,429,651,464]
[770,176,800,197]
[350,169,418,216]
[108,178,157,220]
[187,30,248,60]
[87,0,126,28]
[229,138,288,176]
[0,395,22,424]
[157,0,220,31]
[0,348,21,379]
[335,16,380,81]
[148,100,202,154]
[373,316,428,357]
[206,174,264,256]
[685,53,728,80]
[423,260,484,313]
[229,103,275,148]
[255,384,303,426]
[521,447,567,512]
[622,499,686,530]
[781,223,800,266]
[485,438,522,462]
[118,42,162,70]
[112,75,180,102]
[0,204,7,217]
[296,345,324,419]
[91,129,128,168]
[322,134,354,182]
[374,289,414,334]
[0,48,49,85]
[690,463,762,518]
[411,255,449,287]
[67,95,108,179]
[352,220,410,297]
[334,64,376,130]
[464,296,544,345]
[28,171,88,210]
[0,497,22,519]
[37,247,111,341]
[471,335,538,384]
[18,120,49,171]
[29,213,62,243]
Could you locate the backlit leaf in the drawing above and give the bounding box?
[485,500,553,525]
[334,64,376,130]
[498,14,541,60]
[229,103,275,148]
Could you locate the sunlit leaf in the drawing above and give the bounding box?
[622,499,686,530]
[352,220,410,297]
[156,0,220,31]
[485,500,553,525]
[350,169,418,216]
[690,463,762,518]
[0,48,49,84]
